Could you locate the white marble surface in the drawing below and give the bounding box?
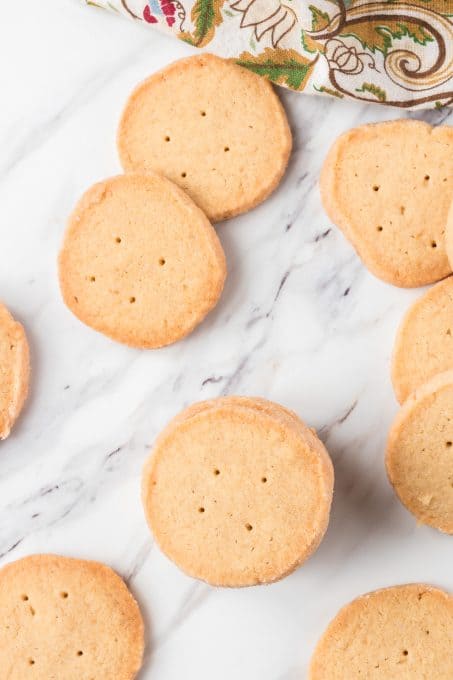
[0,2,452,678]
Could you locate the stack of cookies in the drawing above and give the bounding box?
[141,396,334,586]
[320,120,453,536]
[387,276,453,535]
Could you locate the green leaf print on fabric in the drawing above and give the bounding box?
[341,20,434,56]
[309,4,330,31]
[301,27,325,54]
[236,48,317,90]
[313,84,344,98]
[301,3,329,55]
[355,82,387,101]
[180,0,225,47]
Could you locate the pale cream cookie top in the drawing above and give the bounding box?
[320,120,453,287]
[386,370,453,534]
[0,301,29,440]
[0,554,144,680]
[309,583,453,679]
[58,174,226,349]
[117,53,292,222]
[142,397,333,587]
[391,276,453,403]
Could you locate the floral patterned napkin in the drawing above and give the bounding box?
[84,0,453,109]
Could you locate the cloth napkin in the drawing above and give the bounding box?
[84,0,453,109]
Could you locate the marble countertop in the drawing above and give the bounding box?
[1,2,452,678]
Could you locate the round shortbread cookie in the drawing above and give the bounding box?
[58,174,226,349]
[392,276,453,403]
[386,370,453,534]
[0,554,144,679]
[309,583,453,679]
[0,302,29,439]
[320,120,453,287]
[117,54,292,222]
[142,397,333,587]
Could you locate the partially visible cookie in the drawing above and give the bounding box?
[320,120,453,287]
[386,370,453,534]
[58,174,226,349]
[117,54,292,222]
[0,302,29,439]
[391,276,453,403]
[309,583,453,679]
[142,397,334,587]
[0,554,144,679]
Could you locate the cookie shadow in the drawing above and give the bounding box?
[307,435,404,570]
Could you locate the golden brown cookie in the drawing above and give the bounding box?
[0,302,29,439]
[58,174,226,348]
[117,54,292,222]
[142,397,334,587]
[391,276,453,403]
[0,554,144,679]
[309,583,453,679]
[320,120,453,287]
[386,370,453,534]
